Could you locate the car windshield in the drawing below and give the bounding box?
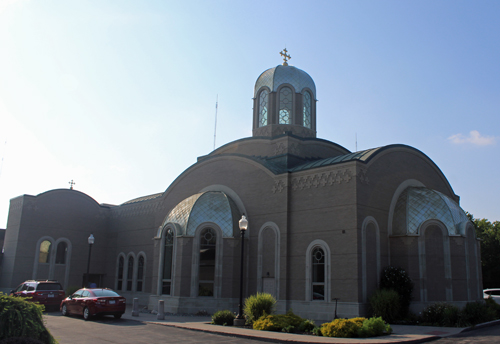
[36,283,63,291]
[92,289,121,297]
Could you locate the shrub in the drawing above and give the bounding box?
[320,317,365,338]
[357,317,392,337]
[369,289,400,323]
[421,303,455,326]
[0,293,56,344]
[379,266,414,318]
[312,326,322,336]
[211,310,235,326]
[298,319,316,333]
[253,310,304,332]
[461,301,496,326]
[485,297,500,319]
[243,292,276,324]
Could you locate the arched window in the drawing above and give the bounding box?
[117,256,124,290]
[55,242,67,264]
[312,247,325,300]
[127,256,134,291]
[198,227,216,296]
[162,229,174,295]
[258,89,269,127]
[279,87,293,124]
[39,240,51,263]
[303,91,312,129]
[137,255,144,292]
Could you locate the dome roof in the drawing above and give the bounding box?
[254,65,316,97]
[392,187,470,236]
[161,191,241,237]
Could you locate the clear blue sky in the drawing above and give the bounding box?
[0,0,499,227]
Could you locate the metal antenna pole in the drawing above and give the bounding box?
[213,95,218,151]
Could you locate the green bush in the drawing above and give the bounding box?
[369,289,400,323]
[0,293,56,344]
[312,326,322,336]
[253,310,304,332]
[211,310,235,326]
[462,301,496,326]
[421,303,456,326]
[320,317,365,337]
[380,266,414,318]
[357,317,392,337]
[485,297,500,318]
[243,292,276,324]
[298,319,316,333]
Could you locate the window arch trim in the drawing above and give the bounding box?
[115,253,126,291]
[361,216,381,303]
[157,224,178,296]
[305,239,331,302]
[257,222,280,300]
[136,251,146,292]
[190,223,224,298]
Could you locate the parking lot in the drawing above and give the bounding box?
[44,311,267,344]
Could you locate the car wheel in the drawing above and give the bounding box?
[83,307,92,321]
[114,313,122,319]
[61,304,68,316]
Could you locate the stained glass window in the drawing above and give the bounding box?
[259,89,268,127]
[162,229,174,295]
[279,87,292,124]
[312,247,325,300]
[39,240,51,263]
[199,228,216,297]
[303,91,312,129]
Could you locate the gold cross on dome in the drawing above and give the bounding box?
[280,48,291,66]
[69,179,75,190]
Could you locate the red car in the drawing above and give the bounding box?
[60,288,126,320]
[10,280,65,310]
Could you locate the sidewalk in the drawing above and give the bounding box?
[121,311,498,344]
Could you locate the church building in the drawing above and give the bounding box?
[0,51,483,320]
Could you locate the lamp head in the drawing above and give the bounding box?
[239,215,248,231]
[88,234,95,245]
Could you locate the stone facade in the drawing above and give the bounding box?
[0,62,482,322]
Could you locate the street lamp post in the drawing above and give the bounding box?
[85,234,95,288]
[234,215,248,326]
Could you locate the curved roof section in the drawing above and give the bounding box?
[161,191,241,238]
[255,65,316,97]
[289,147,380,172]
[122,193,163,205]
[392,187,470,236]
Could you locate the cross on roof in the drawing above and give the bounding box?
[280,48,291,66]
[69,180,75,190]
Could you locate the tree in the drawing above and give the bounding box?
[467,212,500,288]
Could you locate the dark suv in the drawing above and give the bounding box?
[10,280,65,310]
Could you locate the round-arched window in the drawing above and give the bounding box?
[279,87,293,124]
[303,91,312,129]
[258,89,269,127]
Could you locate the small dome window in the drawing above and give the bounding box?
[279,87,293,124]
[303,91,312,129]
[258,89,269,127]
